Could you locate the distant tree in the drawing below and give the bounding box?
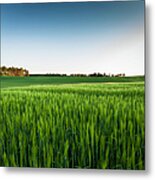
[0,66,29,76]
[103,73,106,77]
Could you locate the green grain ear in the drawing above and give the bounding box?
[0,82,144,169]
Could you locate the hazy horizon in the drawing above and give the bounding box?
[1,1,145,76]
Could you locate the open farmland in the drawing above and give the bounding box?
[0,76,144,88]
[0,77,145,169]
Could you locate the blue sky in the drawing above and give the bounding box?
[1,1,144,75]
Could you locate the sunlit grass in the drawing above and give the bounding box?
[0,82,145,169]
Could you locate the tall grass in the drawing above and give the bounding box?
[0,83,145,169]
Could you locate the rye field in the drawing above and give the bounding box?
[0,76,145,169]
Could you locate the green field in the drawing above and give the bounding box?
[0,76,145,169]
[0,76,144,88]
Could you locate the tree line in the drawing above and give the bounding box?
[30,72,125,77]
[0,66,29,76]
[0,66,125,77]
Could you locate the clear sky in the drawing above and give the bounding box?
[1,1,144,75]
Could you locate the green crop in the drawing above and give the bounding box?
[0,82,145,169]
[0,76,144,89]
